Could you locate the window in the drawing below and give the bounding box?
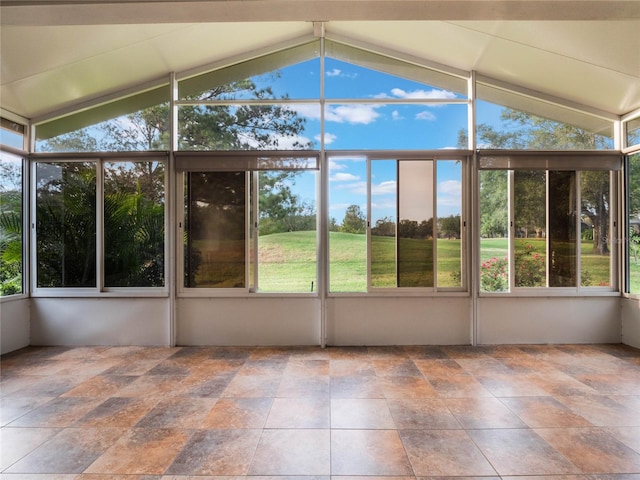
[626,117,640,149]
[0,151,24,296]
[179,153,318,293]
[329,154,466,293]
[1,118,26,150]
[479,153,619,293]
[629,153,640,295]
[34,157,166,291]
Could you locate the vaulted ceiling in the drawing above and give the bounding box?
[1,1,639,123]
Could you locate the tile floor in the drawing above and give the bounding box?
[1,343,640,479]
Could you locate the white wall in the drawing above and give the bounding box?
[30,297,171,346]
[477,296,621,344]
[326,296,471,346]
[0,298,30,354]
[622,297,640,348]
[177,297,321,345]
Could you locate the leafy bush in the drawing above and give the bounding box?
[480,257,508,292]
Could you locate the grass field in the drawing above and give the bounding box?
[195,231,639,292]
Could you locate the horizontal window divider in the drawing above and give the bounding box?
[31,290,170,299]
[30,151,170,161]
[325,98,470,105]
[177,99,320,106]
[478,150,623,171]
[175,150,319,171]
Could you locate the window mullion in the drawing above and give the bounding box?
[508,170,514,291]
[96,159,104,293]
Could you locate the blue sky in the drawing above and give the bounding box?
[261,57,466,224]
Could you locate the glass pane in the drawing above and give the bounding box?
[104,161,165,287]
[36,103,170,153]
[328,156,367,292]
[371,160,396,288]
[580,171,611,287]
[178,104,320,151]
[479,170,509,292]
[549,171,577,287]
[476,98,614,150]
[398,160,434,287]
[0,152,23,296]
[1,118,25,150]
[36,162,96,288]
[324,57,466,100]
[257,170,317,292]
[629,153,640,294]
[627,117,640,148]
[184,172,246,288]
[324,103,467,150]
[437,160,463,288]
[514,170,547,287]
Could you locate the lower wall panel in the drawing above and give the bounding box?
[30,297,170,346]
[176,297,321,346]
[0,298,30,354]
[622,297,640,348]
[326,297,471,346]
[478,296,621,345]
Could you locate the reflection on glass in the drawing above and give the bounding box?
[514,170,547,287]
[479,170,509,292]
[549,171,577,287]
[104,161,165,287]
[627,117,640,148]
[0,153,23,295]
[328,156,367,292]
[629,153,640,295]
[580,171,610,287]
[36,162,97,288]
[436,160,462,288]
[184,172,246,288]
[371,160,397,288]
[257,170,317,293]
[398,160,434,287]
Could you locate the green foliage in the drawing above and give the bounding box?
[515,243,545,287]
[480,170,508,238]
[342,204,366,234]
[480,257,508,292]
[438,214,461,239]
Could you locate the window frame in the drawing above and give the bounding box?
[30,152,169,297]
[478,150,622,296]
[626,150,640,298]
[176,151,320,297]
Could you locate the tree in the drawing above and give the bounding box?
[342,205,366,234]
[438,214,461,239]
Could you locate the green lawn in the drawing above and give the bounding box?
[195,231,634,292]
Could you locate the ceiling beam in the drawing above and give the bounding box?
[2,1,639,25]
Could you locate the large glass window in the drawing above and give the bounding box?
[629,153,640,295]
[36,162,97,288]
[0,151,24,296]
[34,158,166,291]
[479,154,617,293]
[180,154,318,293]
[104,161,165,287]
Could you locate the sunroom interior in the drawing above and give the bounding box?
[1,0,640,355]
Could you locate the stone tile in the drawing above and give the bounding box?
[5,427,125,474]
[331,398,395,429]
[112,375,186,398]
[413,359,467,377]
[249,429,330,475]
[330,376,384,399]
[387,397,461,430]
[330,359,376,377]
[265,397,330,428]
[606,427,640,454]
[0,396,53,426]
[134,396,215,428]
[555,395,640,427]
[74,397,158,428]
[468,428,580,476]
[84,428,191,475]
[379,375,438,399]
[331,429,412,476]
[166,429,262,475]
[0,427,60,470]
[9,397,103,427]
[370,358,422,377]
[428,375,493,398]
[276,375,330,398]
[200,397,272,429]
[445,397,527,429]
[222,374,282,398]
[500,396,593,428]
[401,429,497,476]
[536,427,640,473]
[61,375,138,398]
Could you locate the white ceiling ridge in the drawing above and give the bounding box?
[30,75,170,125]
[476,73,621,121]
[446,20,640,80]
[325,31,471,80]
[3,1,639,26]
[175,32,318,82]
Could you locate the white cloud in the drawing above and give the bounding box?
[325,104,381,124]
[390,88,458,100]
[326,68,342,77]
[315,132,337,145]
[416,110,436,121]
[372,180,397,195]
[331,172,360,182]
[391,110,403,121]
[439,179,462,196]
